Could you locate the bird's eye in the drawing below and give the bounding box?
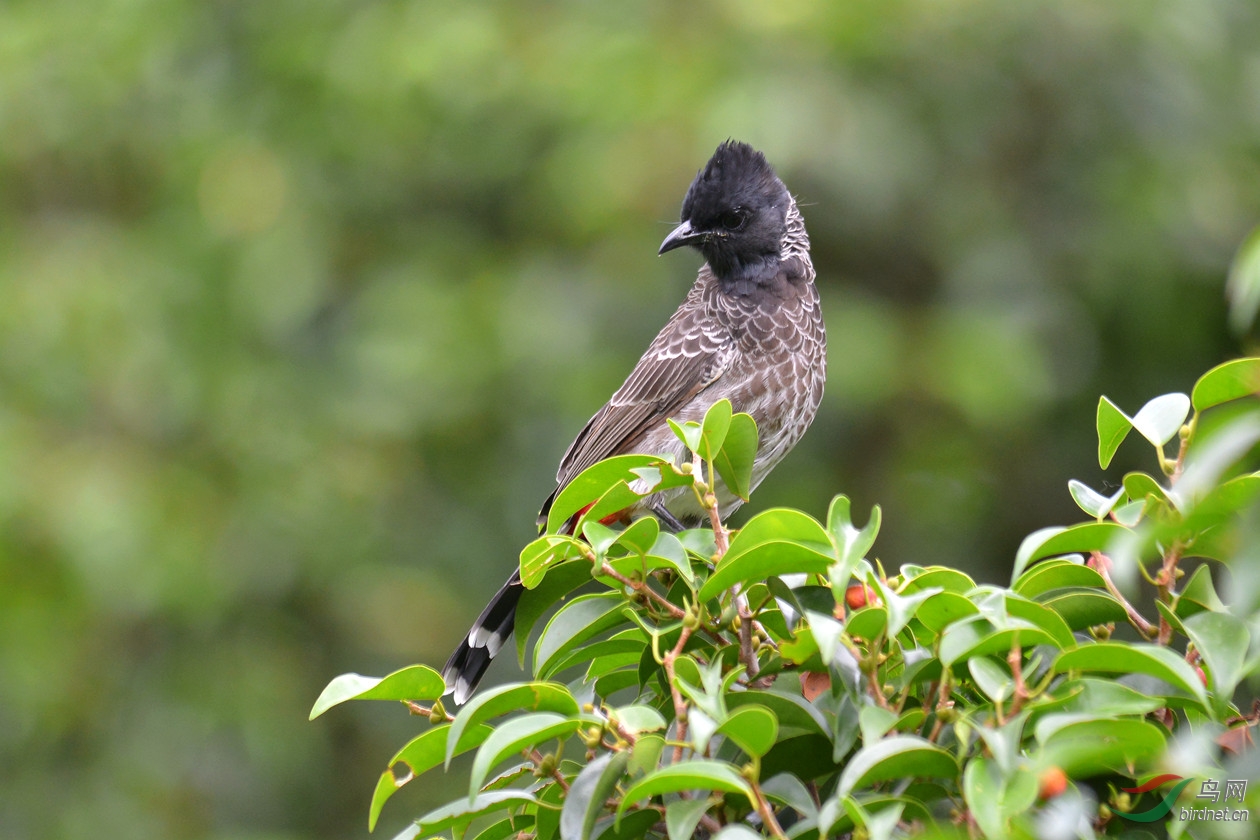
[718,209,747,231]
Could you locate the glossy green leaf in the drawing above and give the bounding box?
[1005,594,1077,649]
[1174,564,1225,617]
[1053,643,1207,707]
[414,791,539,836]
[939,615,1058,666]
[915,590,980,632]
[963,758,1037,839]
[713,412,758,501]
[535,593,626,679]
[517,561,597,663]
[697,398,733,463]
[666,798,714,840]
[718,705,778,757]
[1184,611,1249,700]
[1192,357,1260,410]
[370,723,495,831]
[1228,225,1260,331]
[667,418,703,455]
[521,534,588,589]
[1130,393,1190,447]
[1097,396,1132,469]
[446,683,579,766]
[545,455,661,534]
[1036,718,1166,778]
[1012,558,1106,598]
[827,495,882,590]
[310,665,444,719]
[612,704,667,734]
[468,712,588,796]
[617,761,754,818]
[727,689,829,738]
[698,539,833,601]
[1036,587,1128,630]
[1068,479,1123,520]
[900,567,975,594]
[837,735,957,796]
[1122,471,1170,508]
[968,657,1012,704]
[560,751,628,840]
[1014,522,1128,580]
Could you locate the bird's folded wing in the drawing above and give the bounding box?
[554,286,732,487]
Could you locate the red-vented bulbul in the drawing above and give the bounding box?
[442,141,826,703]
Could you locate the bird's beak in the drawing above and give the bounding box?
[658,219,703,255]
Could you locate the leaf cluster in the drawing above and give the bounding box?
[316,361,1260,839]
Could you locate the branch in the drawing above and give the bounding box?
[1089,552,1157,639]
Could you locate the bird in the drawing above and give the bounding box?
[441,140,826,704]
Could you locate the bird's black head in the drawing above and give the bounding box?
[659,140,791,287]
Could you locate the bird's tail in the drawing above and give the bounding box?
[441,570,524,705]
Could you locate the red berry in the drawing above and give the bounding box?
[845,584,869,610]
[1039,766,1069,800]
[1196,665,1208,686]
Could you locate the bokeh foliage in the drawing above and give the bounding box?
[1,1,1257,838]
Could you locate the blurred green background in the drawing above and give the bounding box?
[2,0,1258,837]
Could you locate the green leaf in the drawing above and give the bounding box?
[612,704,667,734]
[1012,558,1106,598]
[1012,522,1128,580]
[1192,358,1260,410]
[1174,564,1226,618]
[1005,594,1077,649]
[560,751,628,840]
[468,713,589,796]
[727,689,830,738]
[717,705,778,757]
[900,567,975,594]
[698,539,833,601]
[1036,587,1128,630]
[517,561,596,663]
[1097,396,1132,469]
[1067,479,1123,520]
[1227,227,1260,332]
[521,534,588,589]
[446,683,579,766]
[698,398,733,462]
[1183,611,1249,700]
[1122,471,1171,508]
[668,418,703,454]
[826,495,882,589]
[939,615,1058,666]
[713,412,758,501]
[369,723,495,831]
[964,759,1038,840]
[1036,718,1166,778]
[1130,393,1190,447]
[666,798,713,840]
[1053,643,1207,708]
[545,455,662,533]
[309,665,444,719]
[617,761,754,819]
[414,791,539,836]
[915,590,980,632]
[837,735,957,796]
[969,658,1012,704]
[535,593,627,679]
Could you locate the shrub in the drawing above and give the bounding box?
[314,359,1260,839]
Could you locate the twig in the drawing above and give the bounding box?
[1006,637,1028,717]
[662,623,695,765]
[749,777,790,840]
[1089,552,1157,639]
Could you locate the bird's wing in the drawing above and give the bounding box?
[554,282,732,488]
